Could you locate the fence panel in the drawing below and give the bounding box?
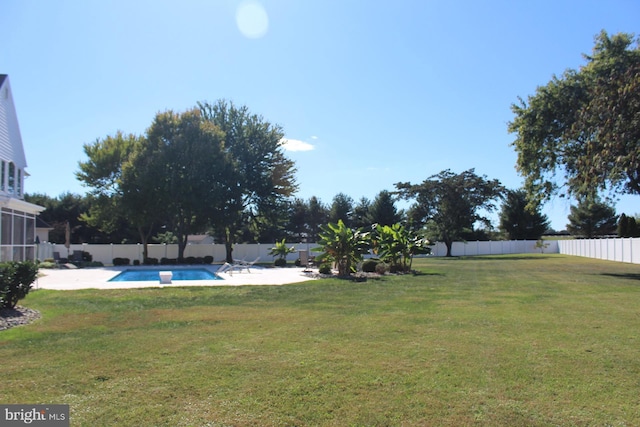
[558,237,639,264]
[33,238,575,266]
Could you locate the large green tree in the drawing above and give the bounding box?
[306,196,329,242]
[77,132,142,244]
[396,169,504,257]
[76,131,166,250]
[199,100,298,262]
[145,108,227,259]
[509,31,640,205]
[328,193,354,228]
[368,190,403,227]
[566,197,618,238]
[499,189,550,240]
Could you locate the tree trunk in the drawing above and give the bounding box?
[176,230,187,260]
[137,225,154,261]
[224,227,234,263]
[445,240,453,257]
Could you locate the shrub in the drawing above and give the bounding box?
[318,264,332,275]
[185,256,197,265]
[203,256,214,264]
[362,259,378,273]
[82,251,93,262]
[143,257,159,265]
[0,261,38,309]
[38,261,57,269]
[112,257,130,266]
[83,261,104,267]
[274,258,287,267]
[295,258,301,267]
[133,260,140,266]
[375,262,389,275]
[389,263,404,274]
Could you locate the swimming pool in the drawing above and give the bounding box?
[109,268,222,282]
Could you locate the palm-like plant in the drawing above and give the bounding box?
[313,220,370,276]
[373,223,431,272]
[269,239,295,264]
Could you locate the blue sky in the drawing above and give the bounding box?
[1,0,638,230]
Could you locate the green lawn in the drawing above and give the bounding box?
[2,254,640,426]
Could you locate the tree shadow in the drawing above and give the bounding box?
[453,255,554,261]
[601,273,640,281]
[411,270,444,276]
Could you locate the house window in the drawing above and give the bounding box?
[7,162,15,194]
[1,210,12,244]
[0,161,5,191]
[0,209,37,262]
[17,169,21,196]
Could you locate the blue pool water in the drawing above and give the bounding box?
[109,268,222,282]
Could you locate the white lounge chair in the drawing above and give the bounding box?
[232,256,260,273]
[217,257,260,275]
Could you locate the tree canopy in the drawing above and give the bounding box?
[566,197,618,238]
[76,100,297,261]
[199,100,297,262]
[509,31,640,205]
[499,189,549,240]
[395,169,504,257]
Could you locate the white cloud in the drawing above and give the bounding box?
[280,138,315,152]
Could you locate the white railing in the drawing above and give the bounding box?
[558,238,640,264]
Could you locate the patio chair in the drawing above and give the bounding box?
[53,251,68,264]
[218,257,260,274]
[72,250,83,263]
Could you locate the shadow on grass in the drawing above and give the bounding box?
[411,270,443,276]
[601,273,640,282]
[453,255,554,261]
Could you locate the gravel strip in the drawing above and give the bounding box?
[0,306,41,331]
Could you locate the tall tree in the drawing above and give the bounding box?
[307,196,329,242]
[368,190,403,226]
[145,108,227,259]
[566,197,618,238]
[199,100,298,262]
[77,132,141,244]
[352,197,371,229]
[509,31,640,205]
[328,193,354,228]
[396,169,504,257]
[288,198,309,241]
[499,189,550,240]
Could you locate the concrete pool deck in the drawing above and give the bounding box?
[34,265,318,290]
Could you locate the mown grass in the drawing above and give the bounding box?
[1,254,640,426]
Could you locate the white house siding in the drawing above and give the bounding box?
[0,76,28,171]
[0,75,44,261]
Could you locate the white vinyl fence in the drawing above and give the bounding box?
[558,238,640,264]
[36,239,558,266]
[428,240,558,257]
[37,242,321,266]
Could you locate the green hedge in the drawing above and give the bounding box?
[0,261,38,309]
